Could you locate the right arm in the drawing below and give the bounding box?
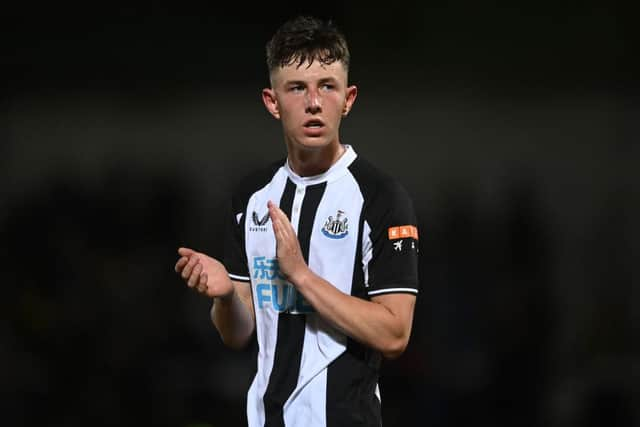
[175,247,255,349]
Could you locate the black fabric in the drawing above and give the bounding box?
[278,178,296,223]
[223,196,250,280]
[297,182,327,261]
[223,159,284,280]
[326,347,382,427]
[348,157,420,293]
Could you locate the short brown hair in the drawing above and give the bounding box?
[266,16,350,73]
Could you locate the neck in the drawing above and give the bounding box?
[286,143,346,177]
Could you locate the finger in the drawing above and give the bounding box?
[276,219,289,244]
[270,214,285,244]
[268,200,282,219]
[268,203,287,236]
[174,256,188,272]
[181,255,200,279]
[270,206,298,250]
[269,206,280,233]
[187,263,203,288]
[270,203,296,236]
[197,278,208,293]
[199,273,213,296]
[275,214,294,244]
[268,200,286,220]
[178,247,196,257]
[268,201,278,223]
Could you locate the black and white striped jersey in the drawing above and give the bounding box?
[223,145,419,427]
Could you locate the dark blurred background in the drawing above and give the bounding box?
[2,3,637,427]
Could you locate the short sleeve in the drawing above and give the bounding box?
[223,194,251,282]
[363,180,419,297]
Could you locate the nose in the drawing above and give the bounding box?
[305,88,322,114]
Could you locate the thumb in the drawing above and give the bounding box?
[178,247,197,257]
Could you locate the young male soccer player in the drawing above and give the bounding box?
[175,15,419,426]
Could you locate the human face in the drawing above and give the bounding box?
[262,60,357,152]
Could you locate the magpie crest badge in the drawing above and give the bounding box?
[322,210,348,239]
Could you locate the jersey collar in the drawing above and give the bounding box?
[284,145,357,186]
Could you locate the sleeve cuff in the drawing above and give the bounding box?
[228,273,251,282]
[368,287,418,296]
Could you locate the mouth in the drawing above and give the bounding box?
[303,119,325,129]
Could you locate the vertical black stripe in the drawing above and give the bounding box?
[278,178,296,220]
[263,180,326,427]
[297,182,327,261]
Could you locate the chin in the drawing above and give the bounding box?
[293,137,333,151]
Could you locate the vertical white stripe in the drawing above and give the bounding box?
[284,315,329,427]
[362,220,373,287]
[290,185,306,232]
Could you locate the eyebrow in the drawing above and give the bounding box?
[284,77,340,86]
[318,77,339,85]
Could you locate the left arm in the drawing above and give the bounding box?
[296,270,415,359]
[268,201,416,359]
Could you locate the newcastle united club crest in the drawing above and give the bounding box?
[322,210,348,239]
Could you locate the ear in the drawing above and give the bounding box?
[262,88,280,119]
[342,85,358,116]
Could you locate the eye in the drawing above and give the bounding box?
[290,85,305,93]
[321,83,335,91]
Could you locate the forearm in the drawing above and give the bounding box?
[294,270,412,358]
[268,200,415,358]
[210,281,255,350]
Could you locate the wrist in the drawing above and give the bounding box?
[290,266,314,290]
[216,280,236,304]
